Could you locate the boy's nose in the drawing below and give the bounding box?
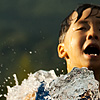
[87,34,98,40]
[87,26,99,40]
[87,29,99,40]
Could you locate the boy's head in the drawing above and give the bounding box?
[58,4,100,72]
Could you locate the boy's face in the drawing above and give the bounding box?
[59,8,100,71]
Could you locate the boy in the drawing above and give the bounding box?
[58,4,100,87]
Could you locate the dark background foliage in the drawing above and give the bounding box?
[0,0,100,99]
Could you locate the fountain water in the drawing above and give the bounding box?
[5,68,100,100]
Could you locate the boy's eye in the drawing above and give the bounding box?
[77,27,87,31]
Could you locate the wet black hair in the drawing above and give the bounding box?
[59,4,100,43]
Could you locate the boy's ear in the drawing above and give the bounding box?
[58,43,68,58]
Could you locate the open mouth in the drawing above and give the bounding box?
[84,44,100,56]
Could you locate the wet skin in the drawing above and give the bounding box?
[58,8,100,74]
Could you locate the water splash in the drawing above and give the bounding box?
[6,70,57,100]
[0,94,2,97]
[13,74,19,86]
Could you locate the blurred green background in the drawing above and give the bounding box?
[0,0,100,99]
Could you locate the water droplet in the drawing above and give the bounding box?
[0,64,3,67]
[4,94,7,97]
[1,89,3,91]
[34,51,37,53]
[29,51,32,54]
[6,68,8,70]
[56,68,59,71]
[3,82,6,84]
[63,62,65,65]
[61,70,64,72]
[8,77,10,79]
[12,49,14,51]
[5,79,8,82]
[10,82,12,84]
[4,78,8,82]
[0,94,2,97]
[13,74,19,86]
[24,69,26,72]
[14,51,16,54]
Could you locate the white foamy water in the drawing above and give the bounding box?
[6,70,57,100]
[13,74,19,86]
[5,68,100,100]
[0,94,2,97]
